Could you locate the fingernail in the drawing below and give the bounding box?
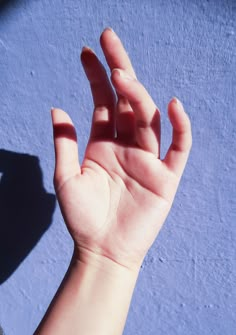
[105,27,118,39]
[106,27,115,33]
[81,46,94,54]
[113,68,134,81]
[172,97,184,110]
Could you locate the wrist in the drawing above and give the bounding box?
[72,245,141,278]
[65,246,140,335]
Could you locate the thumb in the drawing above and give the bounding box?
[51,108,81,190]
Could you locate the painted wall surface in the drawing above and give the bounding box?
[0,0,235,334]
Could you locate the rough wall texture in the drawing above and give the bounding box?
[0,0,235,334]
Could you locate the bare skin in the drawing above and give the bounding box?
[35,28,192,335]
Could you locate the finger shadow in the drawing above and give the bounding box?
[0,149,56,284]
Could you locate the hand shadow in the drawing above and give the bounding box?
[0,149,56,284]
[0,0,29,17]
[0,0,20,10]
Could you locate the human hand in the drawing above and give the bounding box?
[51,28,192,271]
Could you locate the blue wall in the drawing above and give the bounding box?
[0,1,235,334]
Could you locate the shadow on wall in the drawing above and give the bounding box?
[0,0,27,16]
[0,0,20,10]
[0,149,56,284]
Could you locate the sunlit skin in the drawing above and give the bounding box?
[51,28,192,271]
[35,27,192,335]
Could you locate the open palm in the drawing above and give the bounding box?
[51,28,192,269]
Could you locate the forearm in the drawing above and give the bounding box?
[34,248,139,335]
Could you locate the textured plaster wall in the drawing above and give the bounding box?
[0,0,235,334]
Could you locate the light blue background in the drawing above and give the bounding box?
[0,1,235,334]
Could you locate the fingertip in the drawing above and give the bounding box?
[102,27,115,35]
[111,68,120,80]
[168,97,184,119]
[163,98,192,176]
[81,46,96,59]
[81,46,94,54]
[100,27,118,43]
[50,107,74,125]
[168,97,191,133]
[110,69,137,98]
[80,46,98,69]
[170,97,184,110]
[111,68,135,83]
[110,68,120,89]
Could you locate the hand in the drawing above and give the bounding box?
[51,28,192,270]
